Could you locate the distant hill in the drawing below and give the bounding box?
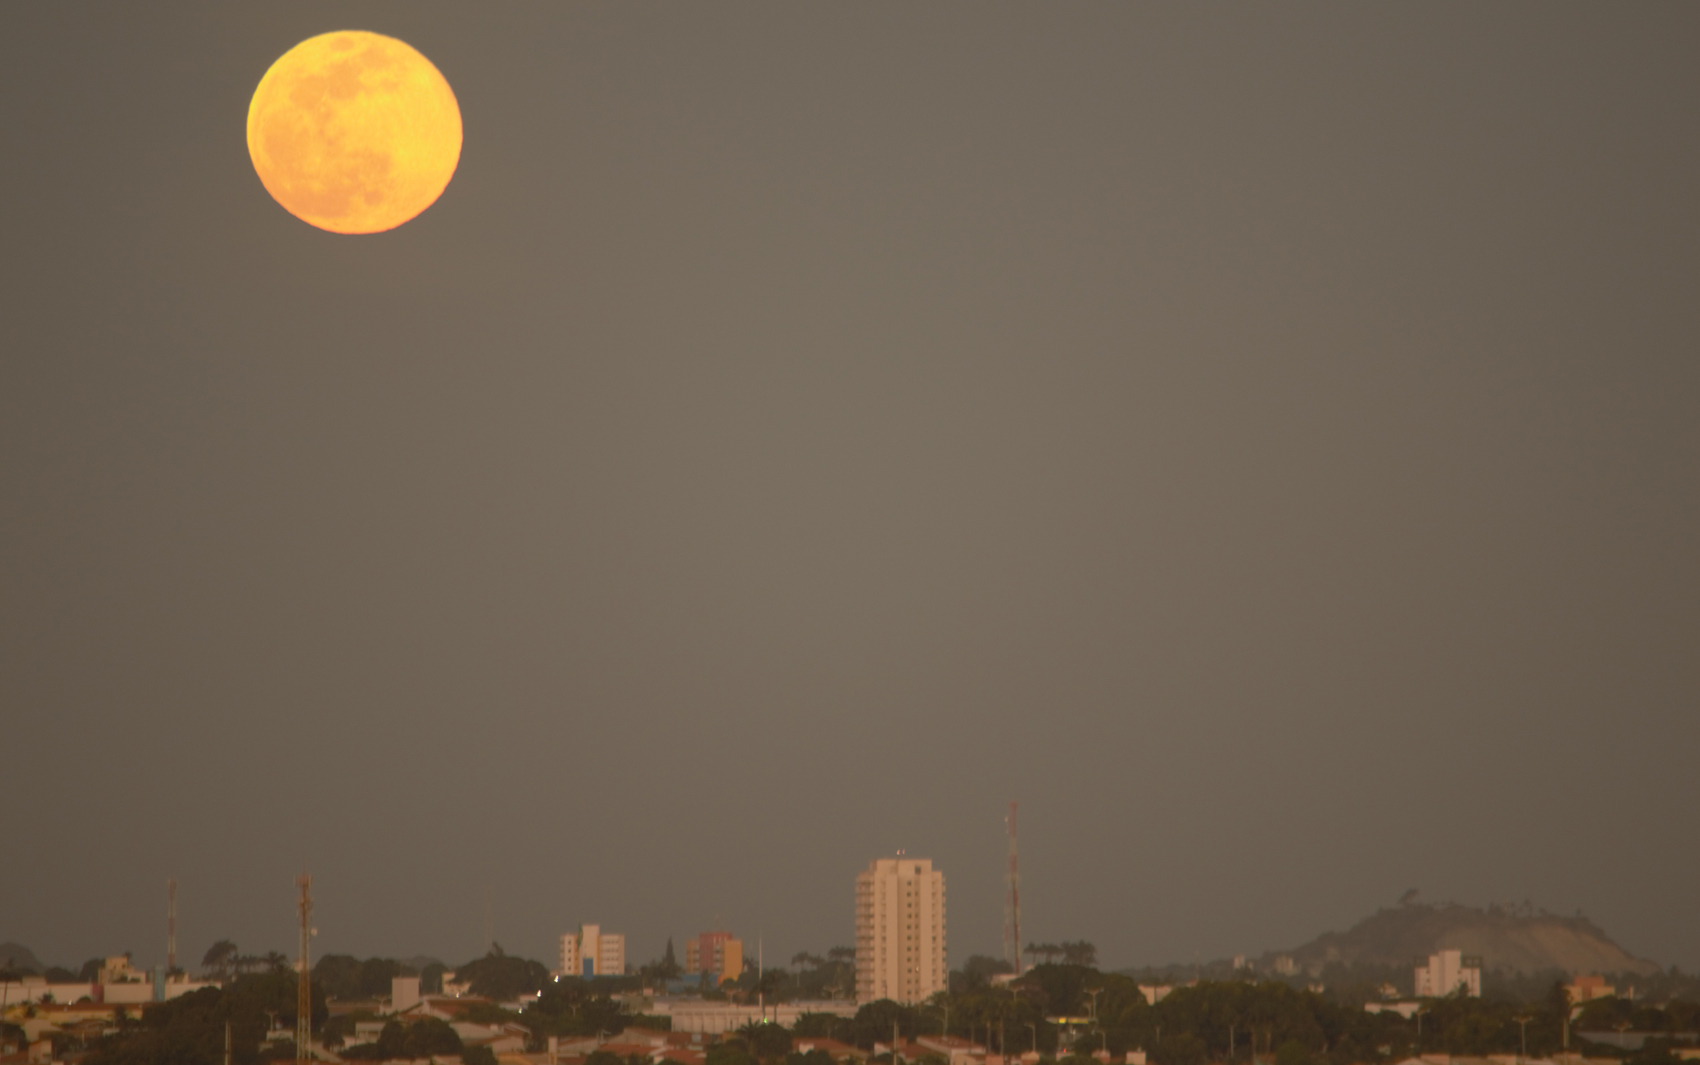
[0,942,46,973]
[1273,901,1659,976]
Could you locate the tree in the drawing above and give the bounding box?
[312,955,407,1002]
[1153,1033,1208,1065]
[849,1001,924,1051]
[1061,942,1098,968]
[736,1021,792,1061]
[454,950,549,1001]
[708,1040,758,1065]
[81,972,327,1065]
[318,1010,376,1050]
[1025,944,1064,966]
[201,942,238,979]
[793,1014,847,1039]
[1275,1040,1315,1065]
[956,956,1014,993]
[420,961,446,994]
[341,1018,462,1060]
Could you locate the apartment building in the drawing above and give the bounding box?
[684,932,744,984]
[1414,949,1482,998]
[559,924,626,977]
[855,856,946,1005]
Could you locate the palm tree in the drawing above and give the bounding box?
[202,940,238,979]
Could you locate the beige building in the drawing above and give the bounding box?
[1414,950,1482,998]
[559,924,626,977]
[855,856,946,1005]
[1565,974,1617,1004]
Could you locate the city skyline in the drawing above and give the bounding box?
[3,2,1697,982]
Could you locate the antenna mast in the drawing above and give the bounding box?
[1004,802,1023,975]
[296,872,312,1065]
[168,878,177,975]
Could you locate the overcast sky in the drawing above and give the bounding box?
[3,2,1697,976]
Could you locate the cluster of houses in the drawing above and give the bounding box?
[4,955,1696,1065]
[1,954,219,1063]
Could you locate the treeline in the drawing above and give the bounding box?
[778,967,1699,1065]
[78,971,325,1065]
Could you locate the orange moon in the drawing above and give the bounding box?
[247,31,462,234]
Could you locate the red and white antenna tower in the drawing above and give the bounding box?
[296,872,313,1065]
[1003,802,1023,975]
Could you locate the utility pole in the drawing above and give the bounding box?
[224,1021,232,1065]
[296,872,312,1065]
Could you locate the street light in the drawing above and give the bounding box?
[1514,1015,1532,1061]
[1028,1023,1039,1056]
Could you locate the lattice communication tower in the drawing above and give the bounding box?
[1003,801,1023,975]
[296,872,313,1064]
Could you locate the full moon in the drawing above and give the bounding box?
[247,31,462,234]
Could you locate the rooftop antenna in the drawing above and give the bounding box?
[1003,802,1023,975]
[296,871,313,1065]
[167,878,177,976]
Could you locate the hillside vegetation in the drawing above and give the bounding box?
[1278,901,1659,975]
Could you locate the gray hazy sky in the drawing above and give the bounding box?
[3,3,1697,975]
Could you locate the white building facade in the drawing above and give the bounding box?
[559,924,626,977]
[1414,949,1482,998]
[855,856,946,1005]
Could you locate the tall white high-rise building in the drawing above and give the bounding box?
[855,856,946,1005]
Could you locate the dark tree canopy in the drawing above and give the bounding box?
[454,950,550,1001]
[341,1018,461,1060]
[82,973,327,1065]
[312,955,407,1002]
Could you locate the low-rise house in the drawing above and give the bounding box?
[452,1021,531,1056]
[794,1038,862,1063]
[916,1036,986,1065]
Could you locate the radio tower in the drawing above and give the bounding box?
[296,872,312,1065]
[167,878,177,975]
[1003,802,1023,975]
